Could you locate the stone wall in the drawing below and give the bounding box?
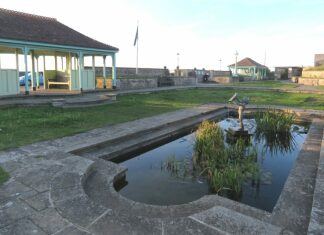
[210,71,232,77]
[298,77,324,86]
[173,77,196,86]
[209,71,232,83]
[116,77,199,90]
[209,76,233,83]
[117,78,158,90]
[86,66,167,78]
[302,70,324,79]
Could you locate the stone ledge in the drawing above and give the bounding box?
[308,129,324,234]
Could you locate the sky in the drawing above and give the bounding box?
[1,0,324,70]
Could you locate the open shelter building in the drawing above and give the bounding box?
[0,8,118,96]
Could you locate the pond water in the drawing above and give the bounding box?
[114,118,308,212]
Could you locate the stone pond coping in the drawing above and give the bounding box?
[1,104,324,234]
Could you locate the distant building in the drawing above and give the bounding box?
[274,67,303,80]
[228,57,268,80]
[314,54,324,66]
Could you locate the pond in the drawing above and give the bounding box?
[114,117,308,212]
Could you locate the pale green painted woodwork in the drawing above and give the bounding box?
[0,69,19,95]
[70,69,94,90]
[230,66,267,80]
[0,38,118,55]
[82,69,95,90]
[71,70,79,90]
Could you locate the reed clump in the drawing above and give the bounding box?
[194,121,258,194]
[254,109,296,154]
[254,109,295,133]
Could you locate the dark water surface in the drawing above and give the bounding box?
[115,118,308,212]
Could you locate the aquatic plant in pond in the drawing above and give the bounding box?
[194,121,259,194]
[254,110,297,154]
[163,155,197,179]
[254,109,295,133]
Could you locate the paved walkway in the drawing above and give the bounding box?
[0,104,324,234]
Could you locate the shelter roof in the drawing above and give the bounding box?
[0,8,118,52]
[228,57,267,68]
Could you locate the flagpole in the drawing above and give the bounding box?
[136,21,139,75]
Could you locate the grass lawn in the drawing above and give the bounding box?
[0,166,9,185]
[0,88,324,150]
[226,80,298,89]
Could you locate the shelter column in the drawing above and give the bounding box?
[31,50,36,91]
[43,56,46,89]
[78,51,84,92]
[15,49,19,91]
[67,53,72,90]
[253,67,256,79]
[22,47,30,95]
[103,56,106,89]
[111,53,116,89]
[54,54,57,71]
[92,55,96,89]
[35,56,40,88]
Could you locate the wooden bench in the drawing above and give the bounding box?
[48,75,70,89]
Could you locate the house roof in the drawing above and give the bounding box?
[228,57,266,68]
[0,8,118,52]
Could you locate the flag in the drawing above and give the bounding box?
[133,26,138,46]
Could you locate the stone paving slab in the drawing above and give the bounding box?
[29,208,70,234]
[162,217,226,235]
[87,210,162,235]
[0,218,47,235]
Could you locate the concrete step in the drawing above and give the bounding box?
[51,94,117,108]
[190,206,292,235]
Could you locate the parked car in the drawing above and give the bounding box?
[19,73,44,86]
